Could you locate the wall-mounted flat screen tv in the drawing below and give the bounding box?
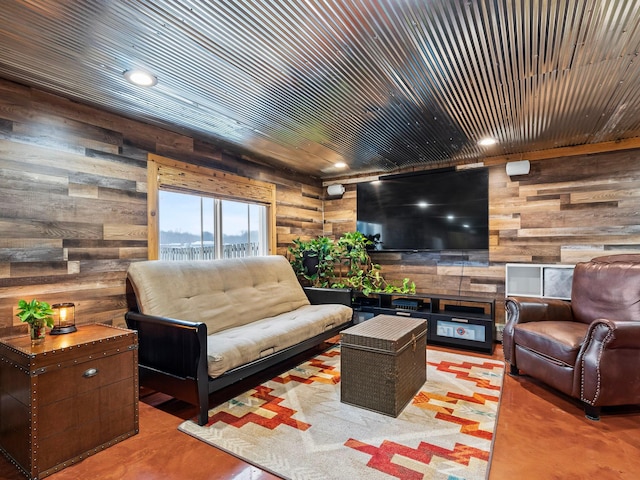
[356,167,489,251]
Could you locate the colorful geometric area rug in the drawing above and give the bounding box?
[178,346,504,480]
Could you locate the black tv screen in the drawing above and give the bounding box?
[356,168,489,251]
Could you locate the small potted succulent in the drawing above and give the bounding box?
[16,299,55,346]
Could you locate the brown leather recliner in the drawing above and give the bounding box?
[503,254,640,420]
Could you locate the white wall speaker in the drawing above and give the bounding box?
[506,160,531,176]
[327,184,345,196]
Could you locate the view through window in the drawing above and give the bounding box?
[159,190,267,260]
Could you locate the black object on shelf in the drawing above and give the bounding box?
[444,304,485,314]
[355,292,495,354]
[354,296,379,307]
[392,298,424,311]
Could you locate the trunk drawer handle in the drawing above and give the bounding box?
[83,368,98,378]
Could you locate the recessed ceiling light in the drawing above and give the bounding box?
[478,137,497,146]
[334,162,347,169]
[123,69,157,87]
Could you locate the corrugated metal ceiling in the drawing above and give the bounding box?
[0,0,639,178]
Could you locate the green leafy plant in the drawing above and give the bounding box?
[288,232,415,295]
[287,236,337,287]
[332,231,379,294]
[333,231,415,295]
[16,299,55,328]
[363,233,381,251]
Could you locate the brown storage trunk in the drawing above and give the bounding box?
[340,315,427,417]
[0,324,138,480]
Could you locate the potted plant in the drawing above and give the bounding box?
[332,231,379,294]
[288,232,416,296]
[333,231,416,296]
[16,299,55,346]
[288,236,336,287]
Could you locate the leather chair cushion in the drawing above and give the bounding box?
[572,257,640,324]
[513,321,589,366]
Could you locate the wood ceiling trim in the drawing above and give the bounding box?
[482,137,640,166]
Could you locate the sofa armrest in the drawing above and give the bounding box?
[504,296,574,366]
[579,319,640,406]
[124,311,208,381]
[304,287,352,307]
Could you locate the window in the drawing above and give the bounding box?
[158,191,268,260]
[147,154,276,260]
[220,199,267,258]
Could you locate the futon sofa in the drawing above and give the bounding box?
[125,255,353,425]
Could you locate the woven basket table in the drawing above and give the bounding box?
[340,315,427,417]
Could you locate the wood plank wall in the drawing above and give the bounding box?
[1,78,639,333]
[324,149,640,323]
[0,79,322,336]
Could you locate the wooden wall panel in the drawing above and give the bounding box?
[0,79,322,336]
[492,151,640,265]
[324,150,640,323]
[275,183,323,256]
[323,187,357,238]
[2,77,639,333]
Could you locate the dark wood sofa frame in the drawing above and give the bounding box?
[125,286,353,425]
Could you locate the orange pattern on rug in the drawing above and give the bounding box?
[208,384,312,431]
[345,438,490,480]
[272,355,341,386]
[430,359,503,391]
[208,355,340,430]
[179,347,504,480]
[409,358,503,441]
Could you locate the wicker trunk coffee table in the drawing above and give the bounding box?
[340,315,427,417]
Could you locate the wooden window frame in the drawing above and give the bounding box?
[147,154,277,260]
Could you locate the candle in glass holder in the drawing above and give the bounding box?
[51,303,77,334]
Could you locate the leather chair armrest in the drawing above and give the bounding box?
[503,296,574,366]
[506,296,574,324]
[585,318,640,349]
[578,319,640,406]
